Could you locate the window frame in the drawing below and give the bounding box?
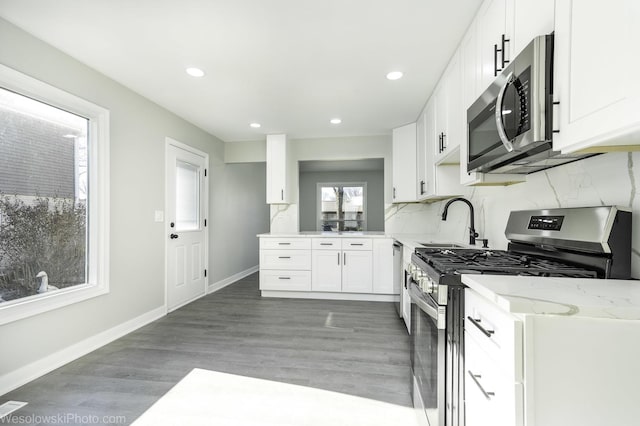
[0,64,110,325]
[316,182,367,232]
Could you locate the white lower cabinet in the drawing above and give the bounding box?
[311,239,373,293]
[341,250,373,293]
[259,238,311,291]
[311,250,342,292]
[260,236,395,298]
[465,287,640,426]
[259,270,311,291]
[465,289,523,426]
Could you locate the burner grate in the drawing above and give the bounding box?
[414,248,598,278]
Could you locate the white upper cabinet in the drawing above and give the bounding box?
[553,0,640,153]
[392,122,417,203]
[477,0,509,92]
[477,0,554,93]
[434,51,463,165]
[266,134,289,204]
[511,0,554,57]
[417,98,462,199]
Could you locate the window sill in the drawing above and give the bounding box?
[0,284,109,325]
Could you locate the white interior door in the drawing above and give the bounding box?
[166,139,208,312]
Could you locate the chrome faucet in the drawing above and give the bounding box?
[441,197,479,246]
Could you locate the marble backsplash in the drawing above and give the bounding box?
[385,151,640,278]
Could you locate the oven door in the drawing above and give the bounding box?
[410,282,445,426]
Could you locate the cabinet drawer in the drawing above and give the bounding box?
[465,289,523,381]
[341,238,372,250]
[312,238,342,250]
[260,270,311,291]
[260,250,311,270]
[260,238,311,250]
[465,331,523,426]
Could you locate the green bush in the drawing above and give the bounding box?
[0,195,86,301]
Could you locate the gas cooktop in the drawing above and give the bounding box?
[414,247,599,278]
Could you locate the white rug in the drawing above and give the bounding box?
[133,368,419,426]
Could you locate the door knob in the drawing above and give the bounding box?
[170,233,179,239]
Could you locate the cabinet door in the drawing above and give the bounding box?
[342,250,373,293]
[415,108,428,200]
[553,0,640,153]
[437,52,462,163]
[266,134,288,203]
[372,239,394,294]
[392,123,417,202]
[311,250,342,292]
[512,0,554,57]
[478,0,509,91]
[422,99,437,196]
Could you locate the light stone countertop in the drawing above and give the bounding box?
[257,232,471,251]
[462,275,640,320]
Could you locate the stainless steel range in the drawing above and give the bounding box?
[408,206,632,426]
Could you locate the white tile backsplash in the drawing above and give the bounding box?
[385,152,640,278]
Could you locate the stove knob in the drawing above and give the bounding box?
[412,269,426,282]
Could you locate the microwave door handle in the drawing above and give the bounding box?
[495,71,515,152]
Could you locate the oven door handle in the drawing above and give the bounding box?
[409,283,446,330]
[495,71,515,153]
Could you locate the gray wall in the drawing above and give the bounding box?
[211,162,268,274]
[0,18,268,379]
[299,170,385,231]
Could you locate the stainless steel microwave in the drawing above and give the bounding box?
[466,34,596,174]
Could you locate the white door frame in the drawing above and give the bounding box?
[164,137,209,313]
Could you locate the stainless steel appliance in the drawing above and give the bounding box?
[409,206,631,426]
[466,34,596,174]
[393,241,403,317]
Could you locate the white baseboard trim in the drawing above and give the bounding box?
[0,306,166,397]
[261,290,399,302]
[207,265,258,294]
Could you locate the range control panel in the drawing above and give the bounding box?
[528,215,564,231]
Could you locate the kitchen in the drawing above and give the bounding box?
[1,1,640,425]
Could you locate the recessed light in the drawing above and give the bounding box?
[330,118,342,124]
[386,71,403,80]
[186,67,205,77]
[250,123,261,128]
[62,134,76,138]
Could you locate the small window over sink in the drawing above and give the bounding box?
[317,183,366,232]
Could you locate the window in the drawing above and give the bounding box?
[0,64,109,325]
[317,183,366,232]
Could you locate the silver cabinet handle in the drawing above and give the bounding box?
[495,71,515,152]
[343,253,346,265]
[467,316,495,338]
[278,277,291,280]
[320,243,332,246]
[468,370,495,400]
[278,256,291,259]
[337,252,340,265]
[350,243,364,246]
[278,242,291,245]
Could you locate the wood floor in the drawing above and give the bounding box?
[2,273,411,425]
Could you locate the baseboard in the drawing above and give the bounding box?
[0,306,166,397]
[261,290,399,302]
[207,265,258,294]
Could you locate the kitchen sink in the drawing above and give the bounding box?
[418,242,466,248]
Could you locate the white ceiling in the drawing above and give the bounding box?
[0,0,481,142]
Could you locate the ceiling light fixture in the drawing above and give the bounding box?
[386,71,404,80]
[250,123,261,128]
[186,67,205,77]
[330,118,342,124]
